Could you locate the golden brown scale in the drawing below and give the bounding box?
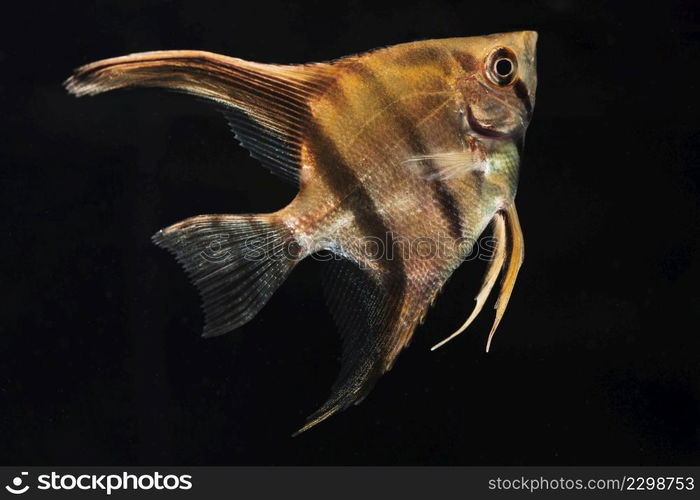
[64,31,537,433]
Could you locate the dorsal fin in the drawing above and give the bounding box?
[64,50,338,184]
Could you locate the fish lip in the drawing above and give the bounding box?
[466,104,525,139]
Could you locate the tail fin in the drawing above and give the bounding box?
[152,214,300,337]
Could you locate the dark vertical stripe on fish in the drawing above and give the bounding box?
[513,79,532,117]
[351,63,464,239]
[306,120,406,290]
[306,118,409,374]
[417,163,464,239]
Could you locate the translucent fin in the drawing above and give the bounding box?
[64,50,338,184]
[431,212,507,351]
[486,203,524,352]
[294,258,424,436]
[152,214,300,338]
[404,151,484,181]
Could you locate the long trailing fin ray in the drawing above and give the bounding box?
[431,212,508,351]
[64,50,339,184]
[151,214,299,338]
[486,203,524,352]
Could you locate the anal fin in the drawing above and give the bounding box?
[294,258,416,435]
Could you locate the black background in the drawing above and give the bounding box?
[2,0,699,465]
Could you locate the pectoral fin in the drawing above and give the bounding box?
[404,151,485,181]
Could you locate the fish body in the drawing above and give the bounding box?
[65,31,538,433]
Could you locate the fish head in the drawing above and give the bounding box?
[454,30,538,140]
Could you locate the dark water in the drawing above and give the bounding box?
[2,0,698,464]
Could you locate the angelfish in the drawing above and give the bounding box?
[65,31,538,433]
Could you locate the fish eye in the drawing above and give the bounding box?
[495,59,513,78]
[486,47,518,86]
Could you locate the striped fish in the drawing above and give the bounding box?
[65,31,538,434]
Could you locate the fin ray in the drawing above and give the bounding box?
[64,50,338,184]
[486,203,524,351]
[152,214,299,337]
[431,212,507,350]
[295,258,417,435]
[431,203,524,352]
[404,151,484,181]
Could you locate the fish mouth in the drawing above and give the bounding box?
[466,103,528,140]
[466,105,512,138]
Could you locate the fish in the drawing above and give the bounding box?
[64,30,538,434]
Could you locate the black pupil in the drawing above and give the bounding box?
[495,58,513,77]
